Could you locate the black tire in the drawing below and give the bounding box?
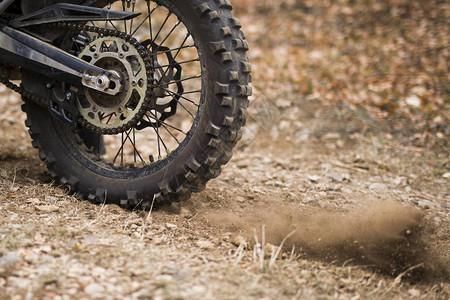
[22,0,251,208]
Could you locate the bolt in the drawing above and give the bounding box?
[118,107,123,113]
[93,53,99,59]
[65,92,72,100]
[131,80,137,86]
[46,83,53,89]
[119,52,125,59]
[92,106,98,112]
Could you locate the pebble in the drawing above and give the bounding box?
[84,283,105,295]
[308,175,320,183]
[196,240,215,250]
[407,288,421,297]
[26,198,40,204]
[433,217,441,227]
[8,277,31,290]
[45,195,59,202]
[0,252,20,268]
[35,205,59,213]
[236,196,246,203]
[166,223,177,230]
[368,183,388,191]
[24,252,39,264]
[39,245,52,253]
[329,174,343,182]
[405,95,421,107]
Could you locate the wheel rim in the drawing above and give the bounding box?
[67,0,204,170]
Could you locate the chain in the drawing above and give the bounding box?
[0,21,154,135]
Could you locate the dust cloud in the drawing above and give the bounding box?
[202,200,449,281]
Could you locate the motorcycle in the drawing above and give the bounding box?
[0,0,251,208]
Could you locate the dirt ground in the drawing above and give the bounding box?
[1,0,449,299]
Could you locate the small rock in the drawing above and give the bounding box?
[405,95,421,107]
[24,252,39,264]
[8,277,31,289]
[128,218,143,226]
[329,174,343,182]
[165,223,177,230]
[152,236,165,245]
[369,183,388,191]
[9,186,19,192]
[443,172,450,179]
[433,217,441,227]
[308,175,320,183]
[35,205,59,213]
[0,252,20,268]
[26,198,41,205]
[39,245,52,253]
[236,196,246,203]
[322,132,340,140]
[180,208,193,219]
[84,283,105,295]
[45,195,59,202]
[407,288,421,297]
[196,240,215,250]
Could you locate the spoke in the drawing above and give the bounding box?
[122,129,147,166]
[113,129,146,166]
[157,58,200,68]
[148,3,157,43]
[130,0,136,35]
[108,20,119,31]
[163,74,202,86]
[122,1,128,34]
[112,132,125,167]
[171,33,191,61]
[132,2,159,36]
[156,34,191,85]
[105,3,111,28]
[153,11,171,43]
[146,113,187,135]
[150,83,199,106]
[148,44,195,57]
[183,90,202,95]
[126,128,147,166]
[154,20,181,52]
[173,97,195,119]
[146,114,180,144]
[131,13,149,36]
[147,112,182,143]
[133,128,137,166]
[105,113,114,125]
[148,115,169,160]
[100,112,114,121]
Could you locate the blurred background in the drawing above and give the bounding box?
[234,0,448,152]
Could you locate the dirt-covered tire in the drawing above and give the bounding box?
[22,0,251,208]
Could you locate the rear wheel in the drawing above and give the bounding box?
[22,0,251,208]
